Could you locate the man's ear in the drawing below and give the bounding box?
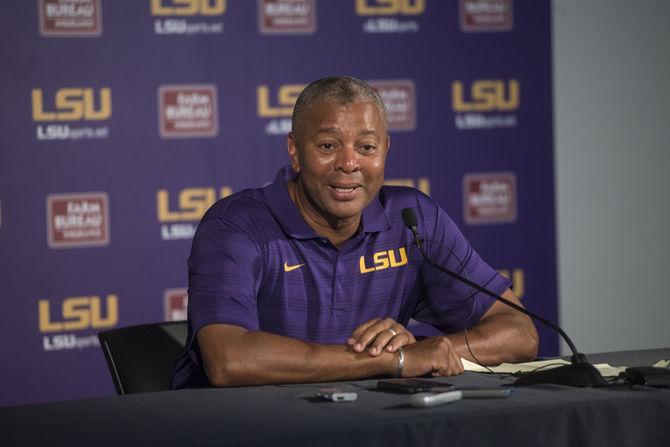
[287,132,301,173]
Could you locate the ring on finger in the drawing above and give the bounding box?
[387,327,398,337]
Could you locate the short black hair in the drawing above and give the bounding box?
[291,76,388,137]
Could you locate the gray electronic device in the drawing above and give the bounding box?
[459,388,512,398]
[410,391,463,408]
[313,388,358,402]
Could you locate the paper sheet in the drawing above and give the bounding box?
[462,358,670,378]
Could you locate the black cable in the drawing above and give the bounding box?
[414,238,509,380]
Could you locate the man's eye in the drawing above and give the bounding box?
[320,143,335,150]
[360,145,376,153]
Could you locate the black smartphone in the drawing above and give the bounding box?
[377,378,454,393]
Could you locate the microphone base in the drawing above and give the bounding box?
[514,362,607,387]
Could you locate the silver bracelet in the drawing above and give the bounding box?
[396,347,405,378]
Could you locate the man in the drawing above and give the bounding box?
[170,76,538,389]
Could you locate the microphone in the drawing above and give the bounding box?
[401,207,605,387]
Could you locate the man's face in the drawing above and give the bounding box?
[287,100,389,226]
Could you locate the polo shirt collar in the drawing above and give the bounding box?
[262,166,390,239]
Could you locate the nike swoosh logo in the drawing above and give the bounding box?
[284,261,305,272]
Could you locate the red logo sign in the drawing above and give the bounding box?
[463,172,517,224]
[39,0,102,37]
[47,192,110,248]
[259,0,316,34]
[158,84,219,138]
[460,0,513,32]
[369,79,417,131]
[164,288,188,321]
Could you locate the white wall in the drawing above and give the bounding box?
[553,0,670,354]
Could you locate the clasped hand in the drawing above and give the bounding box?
[347,317,416,356]
[347,317,464,377]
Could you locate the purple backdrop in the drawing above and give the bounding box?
[0,0,556,406]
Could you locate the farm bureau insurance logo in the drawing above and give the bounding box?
[151,0,225,35]
[158,84,219,138]
[38,0,102,37]
[164,288,188,321]
[259,0,316,34]
[463,172,516,224]
[47,192,110,248]
[356,0,424,34]
[38,294,118,351]
[157,186,232,240]
[451,79,519,130]
[31,87,111,140]
[369,79,416,131]
[460,0,513,32]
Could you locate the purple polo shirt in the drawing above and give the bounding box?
[170,166,511,388]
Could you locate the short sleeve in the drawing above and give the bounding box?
[177,211,264,383]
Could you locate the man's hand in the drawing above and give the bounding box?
[347,317,416,356]
[402,336,464,377]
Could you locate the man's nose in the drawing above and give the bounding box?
[334,145,360,173]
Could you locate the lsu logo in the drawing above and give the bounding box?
[257,84,305,118]
[151,0,226,15]
[451,79,519,112]
[38,295,118,333]
[355,0,425,15]
[499,268,524,300]
[360,247,408,273]
[32,87,112,122]
[157,187,232,222]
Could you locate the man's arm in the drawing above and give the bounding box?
[198,288,537,387]
[197,324,463,387]
[198,324,397,387]
[446,288,539,365]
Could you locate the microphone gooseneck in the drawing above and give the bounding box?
[401,207,604,387]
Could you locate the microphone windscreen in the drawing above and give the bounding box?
[401,207,417,229]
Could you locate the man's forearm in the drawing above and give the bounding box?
[199,327,398,387]
[448,312,539,365]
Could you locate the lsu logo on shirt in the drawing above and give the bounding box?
[355,0,425,15]
[32,87,112,122]
[360,247,408,273]
[451,79,519,112]
[150,0,226,15]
